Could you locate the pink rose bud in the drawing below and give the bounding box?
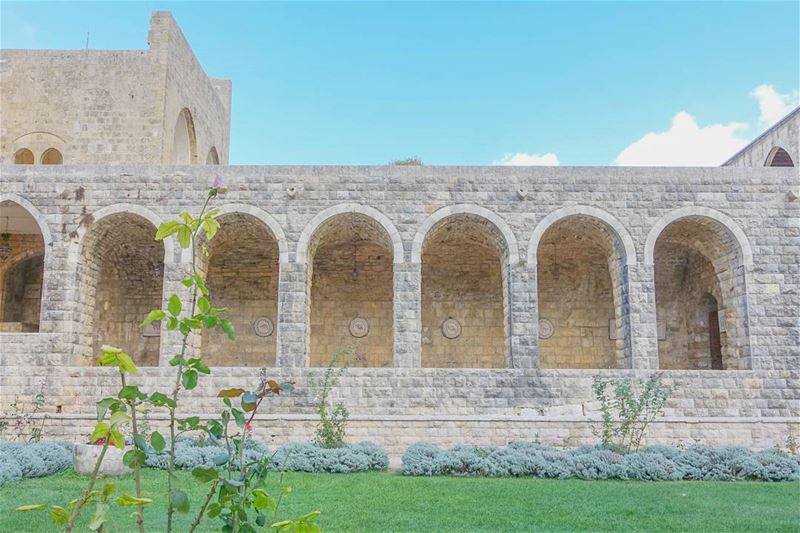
[245,422,253,432]
[212,176,223,189]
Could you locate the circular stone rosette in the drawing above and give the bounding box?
[253,317,274,337]
[538,318,555,339]
[441,318,462,339]
[349,317,369,338]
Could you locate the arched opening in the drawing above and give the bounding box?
[421,214,508,368]
[78,213,164,365]
[199,213,280,366]
[653,216,749,369]
[206,147,220,165]
[765,146,794,167]
[14,148,34,165]
[307,213,394,367]
[40,148,63,165]
[0,200,45,332]
[170,108,197,165]
[536,215,627,369]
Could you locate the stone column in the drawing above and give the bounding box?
[507,265,536,369]
[393,262,421,367]
[159,247,194,365]
[629,262,659,370]
[276,261,307,367]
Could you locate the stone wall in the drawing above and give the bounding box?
[725,108,799,168]
[0,164,797,450]
[0,12,230,165]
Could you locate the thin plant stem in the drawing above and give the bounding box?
[188,479,220,533]
[121,373,146,533]
[65,439,111,532]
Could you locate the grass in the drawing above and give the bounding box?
[0,469,798,532]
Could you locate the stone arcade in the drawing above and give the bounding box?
[1,12,798,456]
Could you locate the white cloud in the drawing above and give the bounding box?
[751,84,799,127]
[614,112,748,166]
[493,152,560,166]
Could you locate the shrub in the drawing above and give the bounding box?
[400,442,800,481]
[312,350,352,448]
[0,441,72,484]
[271,441,388,473]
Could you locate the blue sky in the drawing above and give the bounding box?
[2,1,798,166]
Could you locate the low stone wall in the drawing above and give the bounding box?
[2,366,796,456]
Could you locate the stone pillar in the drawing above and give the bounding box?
[508,265,536,369]
[276,261,307,367]
[393,262,421,367]
[159,247,194,365]
[630,262,659,370]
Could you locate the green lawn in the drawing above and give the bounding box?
[1,469,798,532]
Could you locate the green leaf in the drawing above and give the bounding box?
[96,398,117,422]
[182,369,198,390]
[203,315,218,329]
[170,491,190,514]
[167,316,179,330]
[168,294,182,316]
[191,466,219,483]
[220,319,235,340]
[48,506,70,526]
[90,422,110,441]
[241,392,258,412]
[177,225,192,249]
[151,431,166,452]
[118,385,142,401]
[181,416,201,428]
[109,410,130,428]
[110,429,126,449]
[231,408,246,428]
[222,477,243,488]
[256,511,266,527]
[15,504,46,512]
[149,392,176,410]
[169,355,182,367]
[197,296,211,313]
[217,388,245,398]
[207,502,222,519]
[155,220,181,241]
[202,218,220,240]
[133,434,148,451]
[141,309,166,327]
[188,358,210,374]
[116,494,153,506]
[252,489,276,512]
[123,449,138,468]
[117,352,137,374]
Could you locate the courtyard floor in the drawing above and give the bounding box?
[1,469,798,532]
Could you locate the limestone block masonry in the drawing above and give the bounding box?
[0,164,798,454]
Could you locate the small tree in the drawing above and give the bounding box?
[591,373,671,452]
[312,350,352,448]
[391,157,423,166]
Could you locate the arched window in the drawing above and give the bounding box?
[420,214,509,368]
[305,212,395,368]
[78,213,165,365]
[652,215,750,369]
[199,213,280,366]
[536,215,628,369]
[171,108,197,165]
[206,147,220,165]
[765,147,794,167]
[40,148,63,165]
[14,148,34,165]
[0,200,46,332]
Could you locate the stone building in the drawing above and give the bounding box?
[1,12,798,455]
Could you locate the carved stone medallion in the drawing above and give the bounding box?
[142,321,160,337]
[441,318,462,339]
[538,318,554,339]
[253,317,274,337]
[349,317,369,338]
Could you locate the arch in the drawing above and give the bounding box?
[40,148,63,165]
[171,108,198,165]
[644,206,752,267]
[650,207,752,370]
[765,146,794,167]
[14,148,34,165]
[411,204,519,266]
[216,204,288,263]
[200,210,281,367]
[297,204,403,265]
[528,205,637,267]
[76,209,166,365]
[206,147,220,165]
[70,203,173,261]
[0,193,54,248]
